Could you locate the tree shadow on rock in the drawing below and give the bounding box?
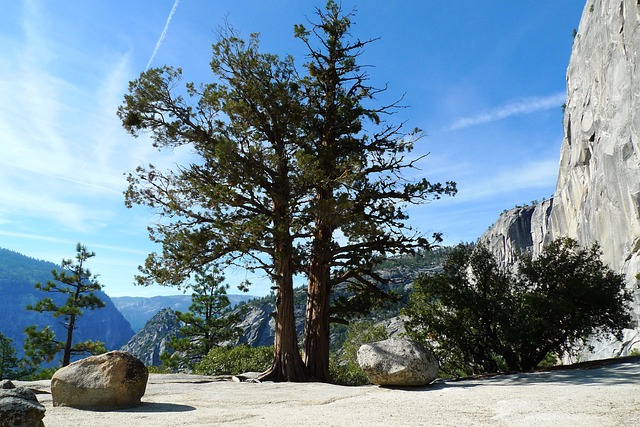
[116,402,196,413]
[379,356,640,391]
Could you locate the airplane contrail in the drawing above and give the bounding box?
[446,92,566,131]
[145,0,181,71]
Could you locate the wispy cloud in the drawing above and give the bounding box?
[447,92,566,131]
[450,158,559,203]
[145,0,181,71]
[0,3,178,232]
[0,230,150,256]
[0,230,72,244]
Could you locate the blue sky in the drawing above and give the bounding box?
[0,1,586,297]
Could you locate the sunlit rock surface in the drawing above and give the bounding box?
[482,0,640,359]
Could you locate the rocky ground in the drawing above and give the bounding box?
[15,357,640,426]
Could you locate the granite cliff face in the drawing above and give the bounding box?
[481,200,554,268]
[550,0,640,286]
[120,308,181,366]
[482,0,640,358]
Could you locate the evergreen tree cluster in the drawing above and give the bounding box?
[118,0,454,381]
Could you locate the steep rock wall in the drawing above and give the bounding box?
[482,0,640,358]
[550,0,640,280]
[481,200,553,267]
[120,308,181,366]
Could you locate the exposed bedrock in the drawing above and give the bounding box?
[481,0,640,359]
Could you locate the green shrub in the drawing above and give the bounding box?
[329,320,389,386]
[404,238,632,376]
[147,365,172,374]
[194,345,273,376]
[24,366,58,381]
[329,356,369,386]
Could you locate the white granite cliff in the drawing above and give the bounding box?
[481,0,640,359]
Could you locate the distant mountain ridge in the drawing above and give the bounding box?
[120,308,181,366]
[112,294,255,331]
[121,253,447,365]
[0,247,134,360]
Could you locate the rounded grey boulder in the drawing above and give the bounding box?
[51,351,148,409]
[357,338,438,386]
[0,380,45,427]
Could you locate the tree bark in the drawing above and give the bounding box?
[303,217,333,382]
[260,150,310,382]
[62,313,75,367]
[303,266,331,381]
[63,285,82,367]
[259,247,310,382]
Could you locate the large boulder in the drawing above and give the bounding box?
[51,351,148,409]
[357,338,438,386]
[0,380,45,427]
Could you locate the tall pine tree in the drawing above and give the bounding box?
[120,32,311,381]
[297,2,456,381]
[165,267,243,367]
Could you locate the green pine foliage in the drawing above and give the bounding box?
[163,268,244,368]
[295,1,456,381]
[404,238,633,376]
[120,23,311,381]
[24,243,107,367]
[194,345,273,376]
[118,0,454,381]
[0,247,133,367]
[0,333,23,380]
[329,321,389,386]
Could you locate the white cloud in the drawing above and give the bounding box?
[447,92,566,131]
[0,230,72,245]
[0,230,150,258]
[440,158,559,204]
[0,3,196,233]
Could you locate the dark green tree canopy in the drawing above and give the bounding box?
[404,238,633,375]
[118,1,455,381]
[0,333,22,380]
[294,1,455,382]
[120,28,312,381]
[121,42,306,286]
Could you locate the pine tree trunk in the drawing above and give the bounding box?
[259,184,310,382]
[303,222,332,382]
[259,256,310,382]
[303,268,331,382]
[62,313,76,366]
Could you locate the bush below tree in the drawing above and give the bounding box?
[194,345,274,376]
[404,238,633,376]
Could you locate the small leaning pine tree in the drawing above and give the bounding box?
[24,243,106,367]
